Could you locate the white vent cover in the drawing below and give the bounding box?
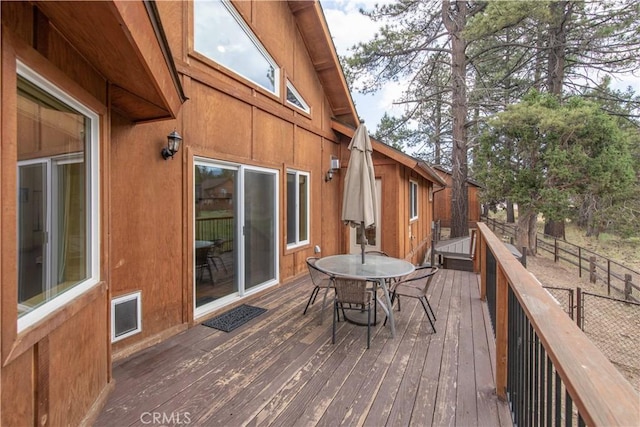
[111,292,141,343]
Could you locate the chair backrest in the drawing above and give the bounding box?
[401,266,439,297]
[333,277,370,305]
[306,257,333,287]
[365,250,389,257]
[196,246,211,266]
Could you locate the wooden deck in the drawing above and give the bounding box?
[96,269,512,426]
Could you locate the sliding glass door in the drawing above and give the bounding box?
[194,160,278,314]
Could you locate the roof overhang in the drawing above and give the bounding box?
[332,119,447,186]
[288,1,359,127]
[34,0,185,122]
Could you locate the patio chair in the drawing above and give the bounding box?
[332,276,375,349]
[386,266,439,333]
[304,257,335,321]
[196,245,214,283]
[207,239,228,273]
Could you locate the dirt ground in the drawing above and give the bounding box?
[525,254,640,393]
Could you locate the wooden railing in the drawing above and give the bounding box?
[475,222,639,426]
[196,216,234,252]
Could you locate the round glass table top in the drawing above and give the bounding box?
[315,254,415,279]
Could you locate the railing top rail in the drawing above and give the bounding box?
[478,222,640,426]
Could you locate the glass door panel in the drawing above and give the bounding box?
[194,164,238,307]
[243,169,277,291]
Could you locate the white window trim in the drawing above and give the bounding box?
[111,291,142,343]
[16,61,101,332]
[286,170,310,249]
[409,180,419,221]
[286,81,310,114]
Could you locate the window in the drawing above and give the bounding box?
[409,180,418,221]
[286,81,310,114]
[286,170,309,248]
[194,0,279,95]
[17,63,100,331]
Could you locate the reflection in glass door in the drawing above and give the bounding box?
[194,161,279,312]
[194,164,238,308]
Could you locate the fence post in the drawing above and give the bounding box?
[625,274,633,300]
[578,247,582,278]
[576,287,583,329]
[589,256,597,284]
[554,239,559,263]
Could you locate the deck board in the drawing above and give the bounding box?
[96,269,512,427]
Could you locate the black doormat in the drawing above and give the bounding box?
[201,304,267,332]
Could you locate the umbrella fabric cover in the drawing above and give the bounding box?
[341,124,377,231]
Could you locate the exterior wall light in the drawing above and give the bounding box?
[325,155,340,182]
[161,130,182,160]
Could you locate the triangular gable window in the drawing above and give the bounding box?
[286,81,310,114]
[194,0,279,95]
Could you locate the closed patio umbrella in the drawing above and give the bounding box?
[341,123,377,264]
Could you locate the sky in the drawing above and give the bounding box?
[320,0,398,130]
[320,0,640,133]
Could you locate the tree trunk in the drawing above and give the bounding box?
[544,219,565,239]
[516,206,538,255]
[443,0,469,238]
[506,200,515,223]
[434,92,442,165]
[547,1,572,95]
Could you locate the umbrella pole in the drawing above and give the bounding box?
[360,222,366,264]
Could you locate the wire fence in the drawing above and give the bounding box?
[542,285,640,393]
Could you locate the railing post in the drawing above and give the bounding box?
[496,265,509,400]
[521,247,527,268]
[479,234,486,300]
[589,256,597,284]
[625,274,633,301]
[554,239,558,263]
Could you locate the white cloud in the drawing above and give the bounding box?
[321,0,405,128]
[322,4,379,55]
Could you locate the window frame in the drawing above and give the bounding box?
[16,61,101,332]
[285,81,310,115]
[286,169,310,249]
[409,180,419,221]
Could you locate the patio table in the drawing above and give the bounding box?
[315,254,415,338]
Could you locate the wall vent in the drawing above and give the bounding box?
[111,292,141,343]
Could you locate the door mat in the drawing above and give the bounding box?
[201,304,267,332]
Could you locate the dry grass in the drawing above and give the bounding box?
[488,211,640,269]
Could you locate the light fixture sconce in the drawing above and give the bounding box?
[161,130,183,160]
[325,155,340,182]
